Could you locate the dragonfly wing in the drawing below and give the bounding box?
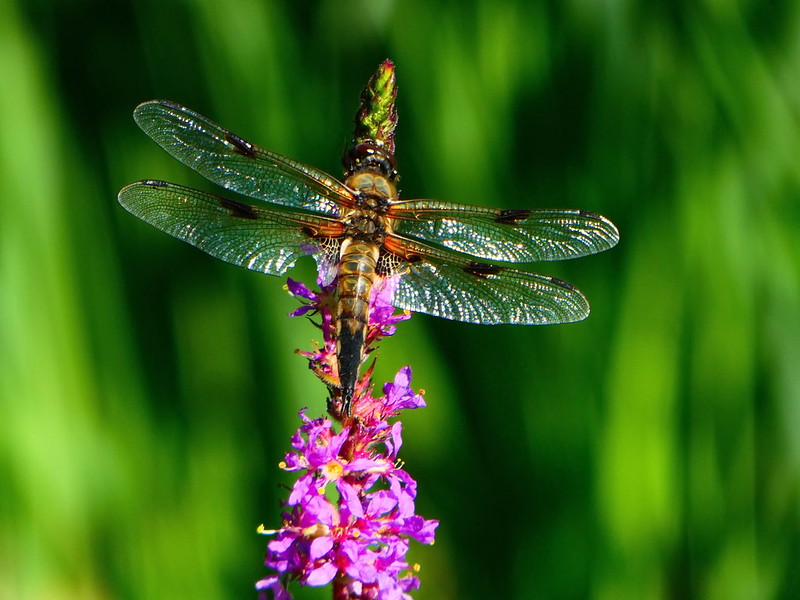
[384,238,590,325]
[390,200,619,262]
[133,100,352,217]
[118,180,341,276]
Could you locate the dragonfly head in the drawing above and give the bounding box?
[343,142,397,182]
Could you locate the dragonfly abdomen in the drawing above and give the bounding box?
[336,238,381,414]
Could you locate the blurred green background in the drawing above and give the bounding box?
[2,0,799,598]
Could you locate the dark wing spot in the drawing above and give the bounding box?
[496,208,532,224]
[225,132,256,157]
[219,197,258,219]
[549,277,577,291]
[579,209,602,220]
[142,179,169,187]
[464,261,504,278]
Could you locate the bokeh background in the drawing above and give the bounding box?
[2,1,799,598]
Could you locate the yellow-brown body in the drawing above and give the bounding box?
[336,169,397,412]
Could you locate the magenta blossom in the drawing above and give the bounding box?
[257,369,437,600]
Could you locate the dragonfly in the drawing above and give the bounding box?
[118,100,619,413]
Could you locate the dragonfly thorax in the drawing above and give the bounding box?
[342,207,390,242]
[347,172,396,206]
[343,171,397,242]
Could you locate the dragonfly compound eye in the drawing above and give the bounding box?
[344,143,397,180]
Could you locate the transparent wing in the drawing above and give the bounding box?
[384,238,590,325]
[118,180,341,276]
[390,200,619,262]
[133,100,353,217]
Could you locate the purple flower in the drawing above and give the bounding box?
[368,275,411,339]
[259,362,438,599]
[256,575,291,600]
[285,278,317,317]
[286,276,339,388]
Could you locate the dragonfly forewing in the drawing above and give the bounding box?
[390,201,619,263]
[133,100,353,218]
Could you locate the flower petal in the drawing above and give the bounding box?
[367,490,397,517]
[337,480,365,519]
[286,278,314,299]
[255,575,291,600]
[309,536,334,561]
[305,561,338,586]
